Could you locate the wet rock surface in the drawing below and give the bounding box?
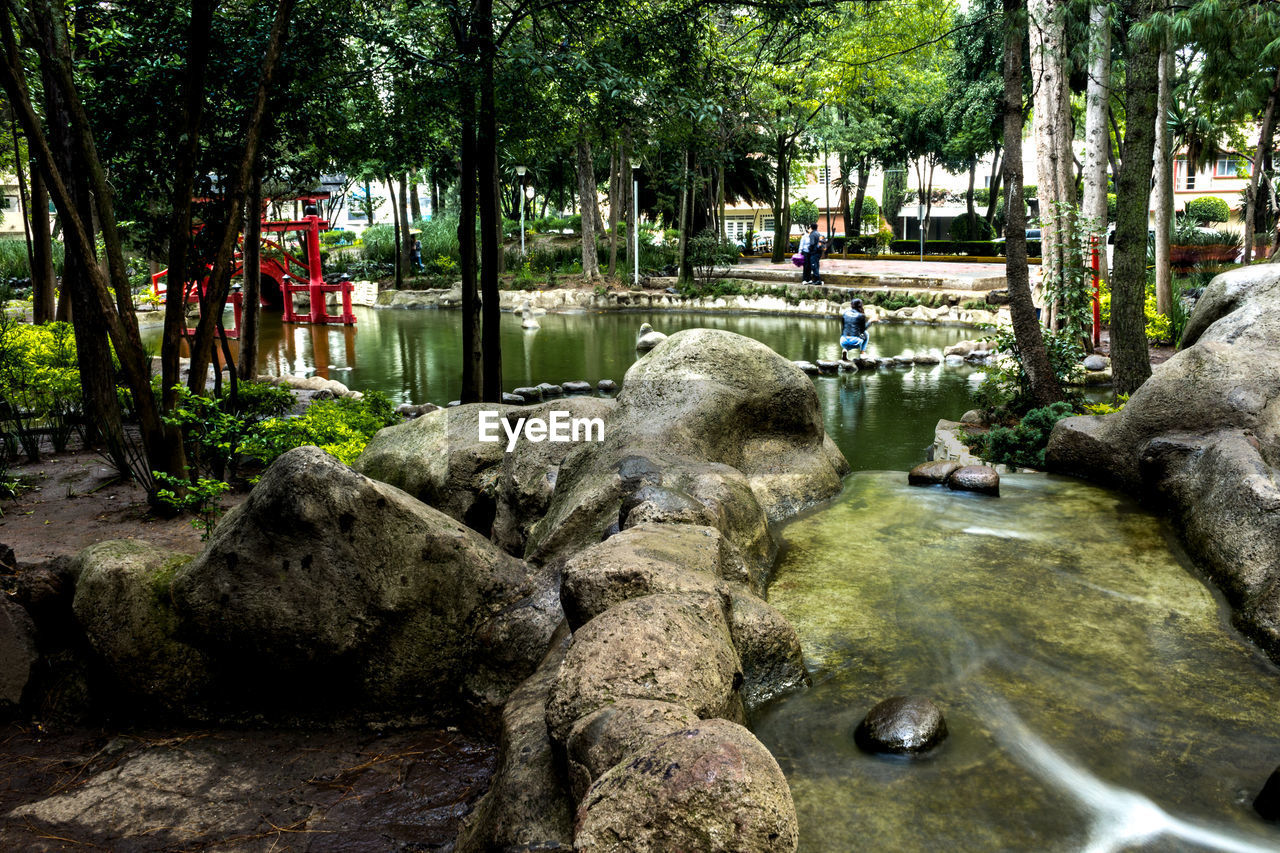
[908,459,961,486]
[854,695,948,755]
[947,465,1000,495]
[0,598,37,710]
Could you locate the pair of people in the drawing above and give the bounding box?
[800,223,824,284]
[840,298,868,361]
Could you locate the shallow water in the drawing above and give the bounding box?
[755,472,1280,852]
[148,307,980,470]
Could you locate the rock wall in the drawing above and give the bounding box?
[1046,264,1280,660]
[375,284,1009,326]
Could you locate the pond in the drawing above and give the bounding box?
[149,306,981,471]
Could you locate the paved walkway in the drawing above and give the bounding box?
[739,257,1012,286]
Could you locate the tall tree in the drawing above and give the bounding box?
[1081,0,1111,279]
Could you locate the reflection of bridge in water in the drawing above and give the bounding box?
[169,317,358,382]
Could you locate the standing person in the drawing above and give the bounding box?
[840,297,869,361]
[412,237,423,271]
[810,225,825,285]
[799,224,816,282]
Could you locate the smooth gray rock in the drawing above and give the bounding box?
[536,382,564,398]
[909,460,961,486]
[854,696,948,754]
[172,447,560,720]
[502,392,525,404]
[947,465,1000,495]
[513,386,543,403]
[816,360,841,375]
[635,323,668,354]
[792,360,820,375]
[959,409,985,425]
[562,380,592,395]
[1083,354,1109,371]
[597,379,618,393]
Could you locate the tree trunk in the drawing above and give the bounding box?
[852,161,869,238]
[1029,0,1076,321]
[409,178,421,222]
[839,155,852,245]
[1243,68,1280,265]
[477,11,502,403]
[577,125,600,280]
[399,172,413,280]
[965,160,977,234]
[1111,0,1159,395]
[430,170,440,219]
[9,113,36,295]
[1003,0,1062,407]
[28,153,55,323]
[1153,43,1174,315]
[186,0,297,400]
[771,133,788,264]
[458,108,481,402]
[388,176,402,290]
[1082,0,1110,276]
[239,166,263,382]
[607,144,619,277]
[677,149,694,283]
[985,148,1003,225]
[622,136,634,278]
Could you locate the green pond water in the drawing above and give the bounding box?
[149,306,980,470]
[756,473,1280,852]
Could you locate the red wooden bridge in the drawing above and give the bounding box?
[152,193,356,337]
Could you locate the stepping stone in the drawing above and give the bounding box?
[855,696,948,755]
[908,460,961,486]
[947,465,1000,496]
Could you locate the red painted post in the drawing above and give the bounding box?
[1091,235,1101,349]
[305,215,325,324]
[230,286,243,337]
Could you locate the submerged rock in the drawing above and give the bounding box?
[854,695,948,755]
[947,465,1000,495]
[574,719,799,852]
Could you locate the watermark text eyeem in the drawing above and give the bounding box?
[478,410,606,452]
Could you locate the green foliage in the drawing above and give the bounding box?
[790,198,819,228]
[427,254,457,277]
[0,317,81,461]
[947,215,996,241]
[0,237,65,280]
[161,382,294,481]
[874,293,922,311]
[1083,394,1128,415]
[1106,193,1117,223]
[978,326,1083,417]
[152,471,231,539]
[242,391,398,467]
[1144,279,1192,346]
[687,230,740,283]
[1040,203,1101,349]
[319,229,355,247]
[360,224,398,264]
[973,402,1076,469]
[1184,196,1231,225]
[677,279,796,303]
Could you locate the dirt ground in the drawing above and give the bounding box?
[0,449,496,852]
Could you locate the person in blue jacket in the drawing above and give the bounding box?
[840,298,868,360]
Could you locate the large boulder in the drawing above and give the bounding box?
[0,597,37,712]
[561,523,751,629]
[171,447,560,720]
[354,404,514,532]
[565,699,700,803]
[545,593,744,745]
[71,541,210,712]
[489,397,617,555]
[1045,264,1280,660]
[573,719,799,852]
[526,330,849,569]
[724,591,808,711]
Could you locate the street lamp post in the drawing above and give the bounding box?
[632,164,640,287]
[516,165,527,256]
[918,202,925,262]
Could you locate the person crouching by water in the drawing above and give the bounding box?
[840,298,868,361]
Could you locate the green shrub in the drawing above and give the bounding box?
[687,230,739,283]
[1184,196,1231,225]
[360,224,397,264]
[1107,193,1117,223]
[874,293,922,311]
[161,381,294,481]
[319,229,354,247]
[948,215,996,241]
[242,390,398,468]
[0,316,81,461]
[973,189,990,206]
[976,401,1076,468]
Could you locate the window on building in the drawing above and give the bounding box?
[0,196,14,211]
[762,218,775,232]
[816,166,831,186]
[1215,156,1244,178]
[1175,158,1196,191]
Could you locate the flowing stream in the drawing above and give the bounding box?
[755,473,1280,852]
